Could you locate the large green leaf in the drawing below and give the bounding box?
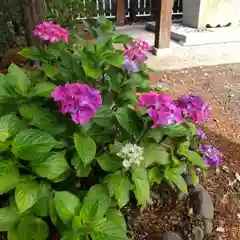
[106,209,126,233]
[15,180,41,213]
[19,104,66,135]
[164,168,188,194]
[145,127,164,142]
[132,167,150,207]
[19,47,46,62]
[82,61,102,79]
[163,124,190,138]
[91,218,126,240]
[17,216,49,240]
[54,191,81,224]
[0,207,20,231]
[30,82,56,98]
[92,106,114,127]
[115,107,140,138]
[97,153,121,172]
[32,182,52,217]
[0,114,26,142]
[71,154,92,177]
[8,227,21,240]
[73,134,96,165]
[183,150,207,168]
[79,184,110,222]
[31,152,69,181]
[0,160,20,194]
[7,64,30,95]
[112,34,133,44]
[142,143,170,167]
[12,129,58,160]
[104,171,132,208]
[148,166,163,184]
[42,63,58,79]
[104,52,124,68]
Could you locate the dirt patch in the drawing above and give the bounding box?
[131,64,240,240]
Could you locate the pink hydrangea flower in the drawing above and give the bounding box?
[176,94,210,124]
[124,39,152,63]
[33,21,69,43]
[52,83,102,124]
[138,92,183,128]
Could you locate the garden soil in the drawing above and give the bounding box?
[130,64,240,240]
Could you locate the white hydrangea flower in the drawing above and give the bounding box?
[117,143,144,169]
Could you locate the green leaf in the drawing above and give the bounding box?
[142,143,170,167]
[8,227,21,240]
[19,47,46,62]
[164,168,188,194]
[73,134,96,165]
[184,151,207,168]
[109,141,123,154]
[0,207,20,231]
[132,167,150,207]
[19,104,66,135]
[163,124,190,138]
[92,106,114,127]
[7,64,30,95]
[0,160,20,194]
[104,171,132,208]
[115,107,140,138]
[0,114,25,142]
[31,152,69,181]
[31,82,56,98]
[148,166,163,184]
[42,63,58,79]
[54,191,81,224]
[97,153,121,172]
[112,34,133,44]
[80,184,110,222]
[82,61,102,79]
[49,200,58,226]
[12,129,58,160]
[32,182,52,217]
[190,167,199,185]
[71,154,92,177]
[106,209,126,233]
[15,180,41,213]
[104,52,124,68]
[17,216,49,240]
[91,218,126,240]
[146,127,164,142]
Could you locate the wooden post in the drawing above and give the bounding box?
[116,0,125,26]
[154,0,173,49]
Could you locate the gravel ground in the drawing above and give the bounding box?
[130,64,240,240]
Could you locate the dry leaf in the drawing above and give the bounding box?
[235,172,240,182]
[221,165,229,173]
[216,227,225,233]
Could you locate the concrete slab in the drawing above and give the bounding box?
[116,24,240,71]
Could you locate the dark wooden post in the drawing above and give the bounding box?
[154,0,173,49]
[116,0,125,26]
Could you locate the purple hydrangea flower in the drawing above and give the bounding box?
[138,92,183,128]
[199,144,222,167]
[124,56,139,72]
[52,83,102,124]
[176,94,210,124]
[197,128,207,139]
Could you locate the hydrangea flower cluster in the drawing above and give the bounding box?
[123,40,152,72]
[33,21,69,43]
[138,92,183,128]
[199,145,222,167]
[197,128,207,139]
[175,94,210,124]
[52,83,102,124]
[117,143,144,169]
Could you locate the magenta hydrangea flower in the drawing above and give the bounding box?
[176,94,210,124]
[124,39,152,63]
[197,128,207,139]
[199,145,222,167]
[33,21,69,43]
[124,56,139,72]
[52,83,102,124]
[138,92,183,128]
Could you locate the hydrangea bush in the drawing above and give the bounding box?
[0,18,221,240]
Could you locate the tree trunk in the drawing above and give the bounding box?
[18,0,46,47]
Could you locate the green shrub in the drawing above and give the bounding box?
[0,17,219,240]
